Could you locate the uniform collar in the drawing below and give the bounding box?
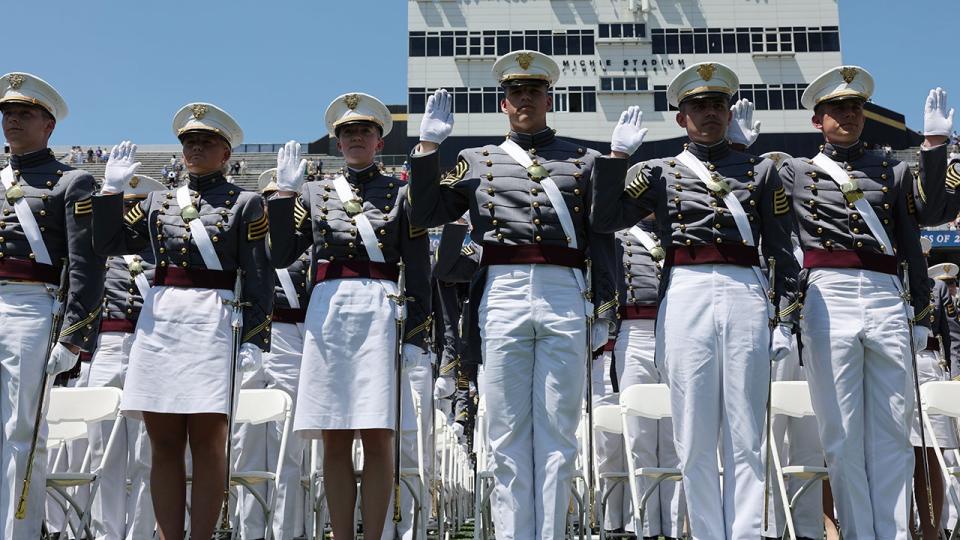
[9,148,56,171]
[344,163,380,183]
[187,171,227,192]
[508,127,556,150]
[820,140,865,162]
[684,140,730,162]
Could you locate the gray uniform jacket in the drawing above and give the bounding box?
[930,278,954,369]
[1,148,105,352]
[592,140,801,325]
[409,128,627,355]
[908,143,950,226]
[267,166,432,349]
[779,141,931,327]
[100,250,155,328]
[92,172,274,351]
[615,223,661,317]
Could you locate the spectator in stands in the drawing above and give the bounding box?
[238,157,247,174]
[317,158,323,174]
[95,146,103,162]
[170,154,177,166]
[307,157,317,175]
[86,147,94,163]
[229,160,241,175]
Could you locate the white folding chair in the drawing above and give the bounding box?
[619,383,683,535]
[920,381,960,540]
[473,395,496,540]
[592,403,632,540]
[768,381,829,540]
[44,387,124,540]
[230,388,294,540]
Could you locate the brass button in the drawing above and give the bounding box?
[574,189,581,196]
[856,241,863,248]
[159,247,166,254]
[749,200,756,206]
[212,235,219,242]
[853,228,860,234]
[180,247,187,254]
[491,219,499,226]
[685,239,692,245]
[531,188,539,195]
[883,203,890,210]
[349,242,355,248]
[573,206,581,213]
[677,214,684,220]
[816,227,823,234]
[181,261,188,268]
[708,164,716,171]
[533,218,541,225]
[486,160,493,167]
[535,235,542,242]
[496,233,503,240]
[715,237,723,243]
[532,202,540,208]
[746,171,755,177]
[714,223,721,229]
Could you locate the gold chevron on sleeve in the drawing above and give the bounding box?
[772,187,790,216]
[123,203,145,225]
[625,169,650,199]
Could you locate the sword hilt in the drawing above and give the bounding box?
[14,479,29,519]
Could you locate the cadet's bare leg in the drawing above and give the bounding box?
[186,413,228,540]
[323,429,359,539]
[359,428,393,539]
[143,412,188,540]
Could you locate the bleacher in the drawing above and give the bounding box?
[43,152,352,192]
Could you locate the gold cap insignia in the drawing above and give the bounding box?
[191,104,207,119]
[516,52,534,71]
[697,63,716,81]
[840,67,858,84]
[344,94,360,110]
[8,74,24,90]
[128,175,140,188]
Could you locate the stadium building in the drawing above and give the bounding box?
[407,0,920,166]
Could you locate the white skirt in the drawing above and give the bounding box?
[294,278,398,436]
[122,286,234,419]
[910,349,959,449]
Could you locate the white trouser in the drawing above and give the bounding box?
[479,264,588,540]
[615,318,684,537]
[382,346,433,540]
[802,268,914,540]
[46,361,91,536]
[84,331,155,540]
[233,322,305,540]
[761,344,824,539]
[0,283,55,540]
[657,264,770,540]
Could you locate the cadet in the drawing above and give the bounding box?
[776,66,931,539]
[266,93,431,540]
[0,72,106,539]
[93,103,274,540]
[231,168,309,540]
[908,87,952,226]
[591,62,800,538]
[911,258,957,538]
[85,173,165,539]
[611,219,685,538]
[409,50,640,538]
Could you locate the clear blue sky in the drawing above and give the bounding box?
[6,0,956,146]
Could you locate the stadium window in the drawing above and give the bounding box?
[611,24,622,38]
[455,32,468,56]
[410,32,425,57]
[708,28,722,53]
[470,35,482,55]
[722,30,736,53]
[613,78,624,91]
[751,32,764,52]
[693,28,707,53]
[736,30,751,53]
[780,28,793,52]
[454,92,467,114]
[408,88,426,114]
[680,29,693,53]
[738,84,754,105]
[768,85,783,110]
[496,32,510,56]
[783,84,798,110]
[441,35,454,56]
[553,33,567,54]
[753,86,769,110]
[483,87,499,113]
[765,30,778,52]
[638,77,649,90]
[583,89,596,112]
[554,91,568,113]
[807,29,822,52]
[426,33,440,56]
[652,30,665,54]
[568,31,582,54]
[582,32,594,54]
[600,77,612,91]
[525,31,538,50]
[625,77,637,91]
[666,29,680,54]
[793,29,808,52]
[598,24,610,39]
[469,91,483,113]
[483,33,496,55]
[539,31,552,55]
[511,33,524,51]
[622,24,634,38]
[821,26,840,51]
[635,24,646,38]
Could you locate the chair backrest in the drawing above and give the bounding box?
[770,381,816,418]
[47,420,90,446]
[921,381,960,418]
[46,387,122,425]
[620,383,672,420]
[593,404,623,434]
[234,389,292,425]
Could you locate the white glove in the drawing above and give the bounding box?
[726,98,761,148]
[451,422,465,440]
[239,343,262,373]
[924,87,954,137]
[402,344,429,367]
[103,140,142,193]
[275,140,307,192]
[419,89,454,145]
[610,106,647,155]
[47,343,79,375]
[913,325,931,352]
[434,376,456,400]
[591,322,609,352]
[769,325,793,363]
